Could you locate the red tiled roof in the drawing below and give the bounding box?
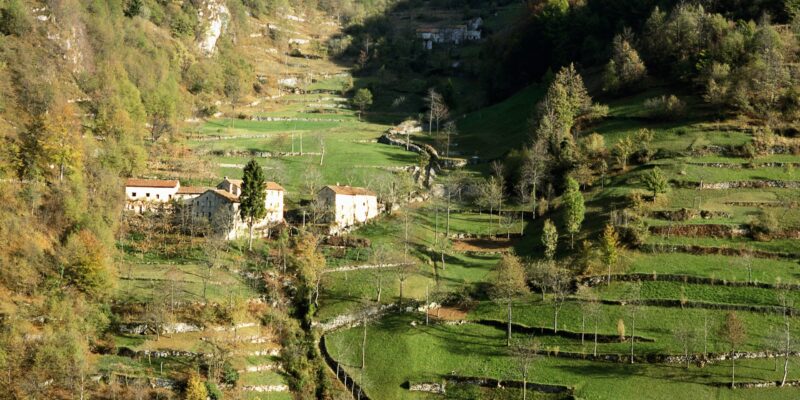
[177,186,210,195]
[322,185,376,196]
[223,178,244,187]
[265,182,285,191]
[209,189,240,202]
[126,178,179,188]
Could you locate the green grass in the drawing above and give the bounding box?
[470,297,799,353]
[595,280,800,308]
[326,313,800,400]
[626,252,800,283]
[456,84,545,160]
[646,236,800,259]
[115,263,259,304]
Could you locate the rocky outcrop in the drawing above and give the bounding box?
[408,382,446,393]
[197,0,230,55]
[650,224,748,238]
[579,273,800,291]
[697,180,800,190]
[648,208,733,221]
[640,243,800,260]
[313,304,396,332]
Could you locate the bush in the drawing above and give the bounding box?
[221,362,239,385]
[644,95,686,120]
[749,209,779,241]
[205,382,224,400]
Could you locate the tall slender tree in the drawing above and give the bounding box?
[240,159,267,250]
[563,178,585,249]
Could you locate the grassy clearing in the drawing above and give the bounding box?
[116,263,259,304]
[595,280,800,307]
[645,236,800,259]
[326,313,799,400]
[470,297,798,353]
[626,252,800,283]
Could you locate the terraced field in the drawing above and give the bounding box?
[322,84,800,399]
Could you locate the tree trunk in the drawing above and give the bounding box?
[248,221,254,251]
[507,301,512,347]
[523,372,527,400]
[553,306,559,333]
[731,353,735,388]
[446,194,451,237]
[361,317,367,369]
[425,286,429,326]
[399,279,404,306]
[594,319,598,356]
[581,314,585,346]
[630,311,636,364]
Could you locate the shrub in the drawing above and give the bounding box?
[749,209,779,241]
[205,382,224,400]
[644,95,686,120]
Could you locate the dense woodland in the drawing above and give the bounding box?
[1,0,800,398]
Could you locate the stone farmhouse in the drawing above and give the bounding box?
[417,17,482,50]
[192,178,285,240]
[125,178,181,213]
[317,185,379,232]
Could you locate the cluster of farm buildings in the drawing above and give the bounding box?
[415,17,482,50]
[125,177,379,239]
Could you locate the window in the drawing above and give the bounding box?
[156,194,160,199]
[146,193,150,198]
[131,192,137,197]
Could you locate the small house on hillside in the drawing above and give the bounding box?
[192,178,285,240]
[417,18,482,50]
[125,178,180,213]
[317,185,379,232]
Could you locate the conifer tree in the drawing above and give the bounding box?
[240,159,266,250]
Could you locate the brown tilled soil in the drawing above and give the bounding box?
[427,306,468,321]
[452,237,517,252]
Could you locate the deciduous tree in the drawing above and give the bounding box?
[720,311,747,388]
[562,178,585,249]
[489,254,530,346]
[542,219,558,260]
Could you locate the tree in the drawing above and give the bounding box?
[439,121,456,157]
[720,312,747,388]
[60,229,113,299]
[603,34,647,92]
[674,321,696,369]
[425,89,449,135]
[562,178,585,249]
[642,167,670,200]
[626,282,642,364]
[352,88,373,120]
[185,373,208,400]
[521,139,551,219]
[549,266,570,333]
[489,254,530,346]
[542,219,558,260]
[534,64,607,161]
[613,135,635,171]
[240,159,267,251]
[778,292,793,386]
[512,337,540,400]
[600,224,620,285]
